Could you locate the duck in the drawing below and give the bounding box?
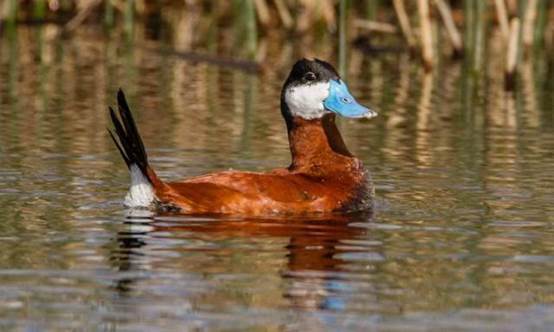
[108,58,377,216]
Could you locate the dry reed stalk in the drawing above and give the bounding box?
[505,0,518,16]
[319,0,337,31]
[255,38,267,62]
[522,0,538,48]
[354,19,397,33]
[296,0,316,33]
[135,0,145,16]
[418,0,434,70]
[505,17,520,90]
[173,6,198,51]
[0,1,8,24]
[295,0,336,32]
[393,0,416,51]
[434,0,463,57]
[110,0,125,13]
[64,0,102,32]
[273,0,293,29]
[254,0,271,27]
[494,0,510,41]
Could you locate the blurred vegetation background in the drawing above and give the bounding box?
[0,0,553,88]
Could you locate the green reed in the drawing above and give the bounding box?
[33,0,46,20]
[338,0,349,77]
[244,0,258,59]
[6,0,18,25]
[463,0,487,74]
[105,0,115,28]
[365,0,380,20]
[233,0,257,59]
[124,0,135,36]
[534,0,548,52]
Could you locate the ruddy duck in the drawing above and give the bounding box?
[109,58,377,215]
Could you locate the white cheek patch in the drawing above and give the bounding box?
[285,82,330,119]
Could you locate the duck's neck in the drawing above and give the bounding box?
[287,113,354,172]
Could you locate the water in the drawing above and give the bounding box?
[1,26,553,331]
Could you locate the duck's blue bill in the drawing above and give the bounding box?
[323,80,377,119]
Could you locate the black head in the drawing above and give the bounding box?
[280,58,376,126]
[283,58,340,89]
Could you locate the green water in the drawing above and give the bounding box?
[0,26,553,331]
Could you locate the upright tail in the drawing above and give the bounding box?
[108,89,156,207]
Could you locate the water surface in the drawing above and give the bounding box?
[0,27,553,331]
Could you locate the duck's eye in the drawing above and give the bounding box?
[304,72,316,81]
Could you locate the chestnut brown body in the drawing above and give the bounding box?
[149,114,373,215]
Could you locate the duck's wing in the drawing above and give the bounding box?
[154,171,335,214]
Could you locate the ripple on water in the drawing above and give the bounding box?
[0,26,553,331]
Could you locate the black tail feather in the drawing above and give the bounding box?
[108,127,130,167]
[108,89,150,180]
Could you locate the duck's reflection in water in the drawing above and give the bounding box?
[108,209,377,311]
